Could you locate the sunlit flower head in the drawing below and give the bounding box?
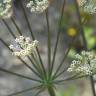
[9,36,39,57]
[26,0,49,13]
[67,50,96,76]
[0,0,12,18]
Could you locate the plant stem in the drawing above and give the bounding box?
[0,38,42,78]
[2,19,16,38]
[0,67,41,82]
[47,86,56,96]
[20,1,46,76]
[7,85,42,96]
[52,37,75,80]
[11,17,22,35]
[90,76,96,96]
[10,17,43,78]
[51,0,66,76]
[74,0,96,96]
[45,10,51,76]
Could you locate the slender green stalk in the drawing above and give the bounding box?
[7,85,42,96]
[1,18,44,78]
[90,76,96,96]
[2,20,38,73]
[0,67,41,82]
[27,56,42,76]
[30,53,44,78]
[20,0,46,76]
[45,10,51,77]
[54,72,96,85]
[53,74,78,84]
[74,0,96,96]
[51,0,66,75]
[11,17,22,35]
[47,86,56,96]
[52,37,75,80]
[18,57,42,78]
[10,17,44,78]
[0,38,42,78]
[34,87,44,96]
[2,19,16,38]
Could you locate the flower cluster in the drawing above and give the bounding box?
[0,0,12,18]
[67,51,96,76]
[26,0,49,13]
[79,0,96,14]
[9,36,39,57]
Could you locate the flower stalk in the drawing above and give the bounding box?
[74,0,96,96]
[47,86,56,96]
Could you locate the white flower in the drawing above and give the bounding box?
[79,0,96,14]
[26,0,49,13]
[0,0,12,18]
[9,44,14,49]
[79,0,87,7]
[67,50,96,76]
[9,36,39,57]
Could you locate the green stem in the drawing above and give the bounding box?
[74,0,96,96]
[90,76,96,96]
[51,0,66,76]
[0,67,41,82]
[47,86,56,96]
[2,19,16,38]
[0,38,42,78]
[11,17,22,35]
[20,0,46,76]
[52,37,75,80]
[7,85,42,96]
[45,10,51,76]
[10,17,43,78]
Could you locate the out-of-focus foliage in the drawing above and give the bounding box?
[56,85,78,96]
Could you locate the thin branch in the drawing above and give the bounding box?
[11,17,22,35]
[90,76,96,96]
[7,85,42,96]
[18,57,42,78]
[20,0,46,75]
[30,54,44,78]
[2,19,16,38]
[0,38,42,78]
[28,56,41,76]
[0,67,41,83]
[52,37,75,79]
[1,18,43,78]
[34,87,44,96]
[45,10,51,76]
[74,1,95,96]
[51,0,66,75]
[53,74,81,84]
[10,17,43,78]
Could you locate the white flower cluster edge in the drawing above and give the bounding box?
[67,50,96,76]
[79,0,96,14]
[26,0,49,13]
[0,0,12,18]
[9,36,39,57]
